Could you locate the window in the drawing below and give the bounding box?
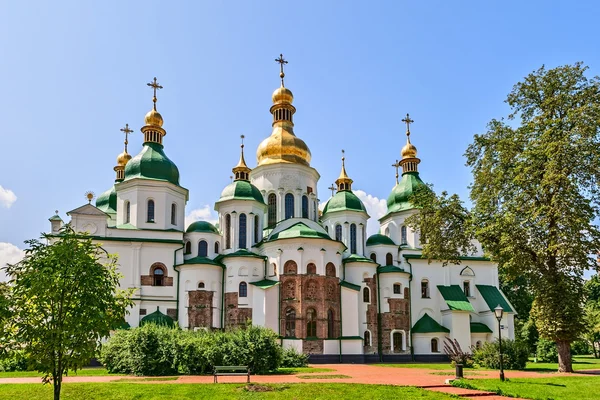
[153,267,164,286]
[254,215,260,244]
[335,224,342,241]
[306,308,317,337]
[198,240,208,257]
[198,282,205,289]
[326,263,336,277]
[386,253,393,265]
[421,279,430,298]
[463,281,471,297]
[393,331,403,353]
[214,241,220,254]
[185,241,191,254]
[314,200,318,220]
[225,214,231,249]
[393,283,401,294]
[431,338,439,353]
[239,213,247,248]
[125,201,131,223]
[307,263,316,274]
[284,260,297,274]
[350,223,357,254]
[363,287,370,303]
[476,340,482,349]
[401,225,407,245]
[285,193,294,219]
[171,203,177,225]
[285,308,296,337]
[364,330,371,347]
[370,253,377,262]
[239,281,247,298]
[268,193,277,226]
[302,195,309,218]
[384,227,390,237]
[147,199,155,222]
[327,309,335,338]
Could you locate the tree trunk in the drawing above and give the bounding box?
[556,340,573,372]
[53,373,61,400]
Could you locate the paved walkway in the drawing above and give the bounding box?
[1,364,597,399]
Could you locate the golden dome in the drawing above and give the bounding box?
[256,126,311,166]
[401,139,418,159]
[116,151,132,166]
[272,86,294,104]
[144,108,163,127]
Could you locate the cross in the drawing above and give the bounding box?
[328,183,336,197]
[402,113,414,135]
[392,160,401,184]
[275,53,288,85]
[341,149,345,162]
[147,77,163,110]
[120,123,133,152]
[240,134,245,149]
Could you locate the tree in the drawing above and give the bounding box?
[0,282,12,357]
[3,226,134,400]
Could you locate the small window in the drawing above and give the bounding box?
[384,227,390,237]
[302,195,309,219]
[239,213,247,248]
[393,283,401,294]
[421,280,430,298]
[214,241,220,254]
[327,309,335,338]
[284,260,297,274]
[268,194,277,226]
[370,253,377,262]
[431,338,439,353]
[326,263,336,277]
[463,281,471,297]
[254,215,260,244]
[350,223,357,254]
[185,241,191,254]
[306,308,317,337]
[198,282,205,289]
[386,253,393,265]
[153,267,164,286]
[225,214,231,249]
[393,331,403,353]
[198,240,208,257]
[335,224,342,241]
[125,201,131,223]
[285,307,296,337]
[307,263,316,274]
[364,330,371,347]
[171,203,177,225]
[285,193,294,219]
[401,225,407,245]
[147,199,155,222]
[363,287,370,303]
[239,281,247,298]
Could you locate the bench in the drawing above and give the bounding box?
[213,365,251,383]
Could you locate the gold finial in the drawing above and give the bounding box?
[147,77,163,110]
[85,191,95,204]
[335,149,353,192]
[328,183,336,197]
[55,210,59,215]
[402,113,414,136]
[275,54,288,86]
[392,160,401,184]
[233,134,251,181]
[120,123,133,153]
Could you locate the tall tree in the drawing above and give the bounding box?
[3,226,134,400]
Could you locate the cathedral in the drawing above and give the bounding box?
[48,57,515,362]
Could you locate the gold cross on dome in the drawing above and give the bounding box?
[328,183,336,197]
[275,54,288,85]
[392,160,401,184]
[402,113,414,135]
[120,123,133,152]
[147,77,163,110]
[240,134,245,149]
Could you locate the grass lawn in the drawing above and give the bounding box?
[524,355,600,372]
[0,383,456,400]
[452,376,600,400]
[0,367,118,378]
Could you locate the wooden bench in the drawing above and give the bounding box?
[213,365,251,383]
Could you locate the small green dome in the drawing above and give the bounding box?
[323,190,366,214]
[139,307,175,328]
[218,180,265,204]
[386,172,427,214]
[96,185,117,214]
[186,220,219,234]
[124,142,180,186]
[366,233,396,246]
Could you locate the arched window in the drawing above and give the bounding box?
[184,241,191,254]
[239,213,247,248]
[463,281,471,297]
[284,260,297,274]
[302,195,309,218]
[386,253,393,265]
[306,308,317,337]
[327,309,335,338]
[431,338,439,353]
[401,225,407,245]
[152,266,165,286]
[421,279,430,298]
[384,227,390,237]
[393,331,404,353]
[239,281,247,298]
[285,193,294,219]
[364,330,371,347]
[363,287,370,303]
[125,201,131,223]
[198,282,205,289]
[254,215,260,244]
[171,203,177,225]
[214,241,220,254]
[393,283,402,294]
[285,308,296,337]
[350,223,357,254]
[268,193,277,226]
[198,240,208,257]
[335,224,342,241]
[307,263,316,274]
[326,263,336,277]
[370,253,377,262]
[147,199,155,222]
[225,214,231,249]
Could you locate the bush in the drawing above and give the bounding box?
[0,349,30,372]
[571,340,592,356]
[281,347,309,368]
[473,339,529,370]
[536,338,558,363]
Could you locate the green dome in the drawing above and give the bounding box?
[96,185,117,214]
[366,233,396,246]
[323,190,366,214]
[218,180,265,204]
[386,172,427,214]
[186,220,219,234]
[140,307,175,328]
[124,142,180,186]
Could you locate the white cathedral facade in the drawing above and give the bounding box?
[49,64,515,362]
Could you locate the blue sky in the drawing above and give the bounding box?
[1,1,599,270]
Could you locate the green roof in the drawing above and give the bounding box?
[180,256,225,268]
[342,254,377,264]
[385,172,428,216]
[366,233,396,246]
[96,185,117,214]
[377,265,407,274]
[115,223,181,232]
[186,220,219,234]
[412,313,450,333]
[437,285,475,312]
[124,142,180,186]
[215,249,266,262]
[476,285,514,313]
[115,320,131,330]
[250,279,280,289]
[268,222,332,241]
[339,281,361,291]
[470,322,493,333]
[140,307,175,328]
[218,180,265,204]
[322,190,367,214]
[403,254,490,262]
[48,214,63,221]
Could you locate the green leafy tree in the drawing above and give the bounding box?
[0,282,12,357]
[3,226,134,400]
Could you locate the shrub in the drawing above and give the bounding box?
[443,338,473,367]
[473,339,529,370]
[536,338,558,363]
[0,349,30,372]
[281,347,309,368]
[571,340,591,356]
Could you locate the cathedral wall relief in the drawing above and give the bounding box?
[225,292,252,330]
[188,290,214,329]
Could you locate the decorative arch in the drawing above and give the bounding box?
[431,338,439,353]
[284,193,294,219]
[268,193,277,226]
[306,308,317,337]
[269,263,277,276]
[460,266,475,276]
[198,240,208,257]
[214,241,220,254]
[335,224,342,241]
[384,227,390,237]
[239,213,247,248]
[147,199,155,222]
[385,253,393,265]
[198,281,205,289]
[325,262,336,277]
[284,260,297,274]
[306,263,316,275]
[350,223,357,254]
[364,330,372,347]
[284,307,296,337]
[252,267,259,276]
[238,281,247,297]
[184,241,191,254]
[284,281,296,299]
[363,287,370,303]
[225,214,231,249]
[306,280,318,299]
[150,262,167,286]
[238,266,248,276]
[391,330,405,353]
[370,252,377,262]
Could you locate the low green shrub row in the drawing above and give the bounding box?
[472,339,529,370]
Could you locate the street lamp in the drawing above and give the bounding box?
[494,305,505,381]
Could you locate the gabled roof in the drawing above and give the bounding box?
[437,285,475,312]
[476,284,514,313]
[250,279,280,289]
[470,322,493,333]
[67,203,109,217]
[267,222,332,241]
[412,313,450,333]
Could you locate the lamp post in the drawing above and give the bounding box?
[494,305,505,381]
